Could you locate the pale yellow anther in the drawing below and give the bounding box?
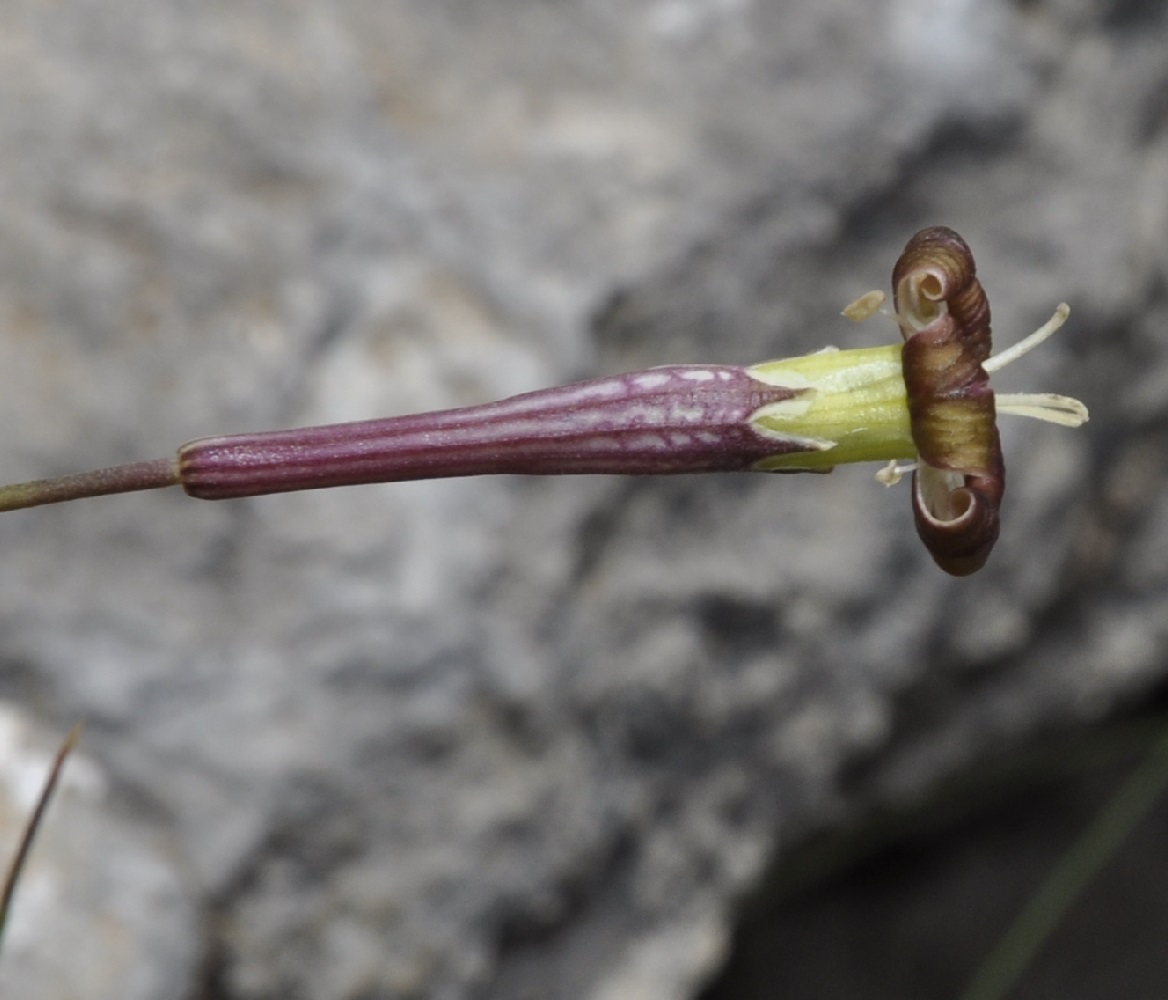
[996,393,1089,427]
[841,290,887,323]
[875,459,917,486]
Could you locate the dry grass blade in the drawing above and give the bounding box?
[0,723,82,953]
[959,720,1168,1000]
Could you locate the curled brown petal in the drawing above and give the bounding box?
[892,226,991,362]
[894,226,1004,576]
[911,456,1003,577]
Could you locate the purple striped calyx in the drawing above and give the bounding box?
[178,365,834,499]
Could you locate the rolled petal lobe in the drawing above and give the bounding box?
[894,226,1003,576]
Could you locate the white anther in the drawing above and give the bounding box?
[875,459,917,486]
[996,393,1089,427]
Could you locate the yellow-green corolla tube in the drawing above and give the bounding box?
[747,344,915,472]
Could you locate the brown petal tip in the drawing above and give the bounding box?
[894,227,1004,576]
[911,461,1003,577]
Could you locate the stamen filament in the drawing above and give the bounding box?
[996,392,1089,427]
[984,304,1071,373]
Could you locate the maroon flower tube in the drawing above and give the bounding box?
[178,365,816,500]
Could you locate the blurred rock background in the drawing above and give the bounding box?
[0,0,1165,997]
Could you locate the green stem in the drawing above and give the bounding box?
[0,458,178,512]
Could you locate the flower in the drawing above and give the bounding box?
[0,226,1088,577]
[753,226,1087,575]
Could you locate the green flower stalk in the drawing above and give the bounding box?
[0,227,1087,575]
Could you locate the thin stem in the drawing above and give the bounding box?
[0,458,179,513]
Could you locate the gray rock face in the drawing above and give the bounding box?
[0,1,1164,997]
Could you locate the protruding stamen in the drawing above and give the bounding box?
[875,459,917,486]
[984,303,1071,373]
[996,392,1089,427]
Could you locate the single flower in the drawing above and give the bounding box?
[752,226,1087,574]
[0,227,1087,575]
